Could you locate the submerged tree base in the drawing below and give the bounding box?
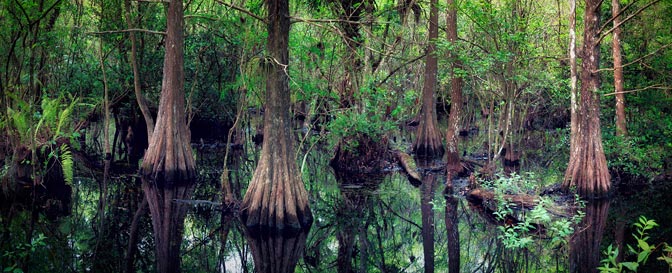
[330,134,394,174]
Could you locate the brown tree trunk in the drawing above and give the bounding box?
[125,0,155,140]
[612,0,627,136]
[563,0,611,199]
[445,0,463,176]
[240,0,312,231]
[140,0,195,184]
[413,0,443,158]
[569,0,579,151]
[139,0,194,272]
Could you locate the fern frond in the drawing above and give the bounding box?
[59,144,74,185]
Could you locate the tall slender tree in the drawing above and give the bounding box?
[444,0,463,176]
[139,0,195,271]
[413,0,443,158]
[240,0,312,230]
[564,0,611,198]
[612,0,627,136]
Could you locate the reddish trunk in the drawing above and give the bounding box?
[563,0,611,198]
[413,0,443,158]
[569,201,610,273]
[240,0,312,230]
[445,0,463,176]
[140,0,194,184]
[612,0,627,136]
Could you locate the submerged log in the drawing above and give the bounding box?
[395,151,422,186]
[467,188,573,218]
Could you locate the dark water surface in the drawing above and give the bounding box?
[1,140,671,273]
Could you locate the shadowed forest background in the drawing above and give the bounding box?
[1,0,672,272]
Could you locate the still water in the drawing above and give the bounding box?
[1,140,670,273]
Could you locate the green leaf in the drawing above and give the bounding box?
[621,262,638,271]
[637,250,650,264]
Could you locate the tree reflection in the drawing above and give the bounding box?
[142,180,195,273]
[334,171,381,273]
[444,184,460,273]
[243,227,310,273]
[570,200,610,273]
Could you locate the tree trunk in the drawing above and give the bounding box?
[612,0,627,136]
[413,0,443,158]
[125,0,155,140]
[139,0,194,271]
[569,0,579,151]
[240,0,312,231]
[445,0,463,176]
[563,0,611,199]
[140,0,195,184]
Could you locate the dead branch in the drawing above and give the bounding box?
[214,0,266,23]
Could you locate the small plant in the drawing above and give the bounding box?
[2,233,47,273]
[598,216,671,273]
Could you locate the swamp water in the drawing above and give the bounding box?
[1,137,671,273]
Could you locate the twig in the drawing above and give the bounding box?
[214,0,266,23]
[87,28,165,35]
[597,0,662,45]
[603,84,671,96]
[595,42,672,72]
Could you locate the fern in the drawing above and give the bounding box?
[59,144,74,185]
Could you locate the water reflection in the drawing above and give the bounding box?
[444,183,460,273]
[142,180,195,273]
[243,228,310,273]
[570,200,610,273]
[334,171,382,273]
[418,161,437,273]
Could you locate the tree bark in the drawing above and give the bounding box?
[563,0,611,199]
[240,0,312,231]
[612,0,627,136]
[569,0,579,151]
[140,0,195,184]
[444,0,463,176]
[413,0,443,158]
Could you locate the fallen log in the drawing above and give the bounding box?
[467,188,573,218]
[395,150,422,186]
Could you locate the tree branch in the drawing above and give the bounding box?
[376,53,427,88]
[87,28,166,35]
[597,0,661,45]
[595,42,672,72]
[214,0,266,23]
[603,84,671,96]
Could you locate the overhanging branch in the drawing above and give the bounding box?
[87,28,166,36]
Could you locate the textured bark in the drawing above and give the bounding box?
[445,0,463,176]
[569,200,610,273]
[564,0,611,199]
[569,0,579,150]
[124,0,155,139]
[612,0,627,136]
[140,0,195,184]
[413,0,443,158]
[240,0,312,230]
